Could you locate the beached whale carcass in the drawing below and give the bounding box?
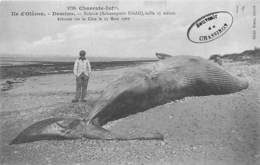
[10,54,249,144]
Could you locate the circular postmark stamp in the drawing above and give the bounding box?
[187,11,233,43]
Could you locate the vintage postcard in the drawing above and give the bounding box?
[0,0,259,164]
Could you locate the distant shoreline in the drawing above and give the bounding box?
[0,60,156,79]
[1,48,259,79]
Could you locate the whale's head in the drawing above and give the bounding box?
[154,52,249,93]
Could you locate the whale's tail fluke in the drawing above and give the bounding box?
[10,118,163,145]
[9,118,81,145]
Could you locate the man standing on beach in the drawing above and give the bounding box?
[72,50,91,103]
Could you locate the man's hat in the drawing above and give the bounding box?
[79,50,86,56]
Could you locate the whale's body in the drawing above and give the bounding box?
[10,55,248,144]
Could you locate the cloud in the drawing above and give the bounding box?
[64,23,137,40]
[0,22,143,56]
[2,19,169,56]
[32,35,65,46]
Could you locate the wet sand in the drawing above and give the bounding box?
[0,62,260,165]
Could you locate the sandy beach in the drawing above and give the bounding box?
[0,61,260,165]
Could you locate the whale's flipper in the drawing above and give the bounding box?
[10,118,163,145]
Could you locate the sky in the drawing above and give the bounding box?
[0,0,259,58]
